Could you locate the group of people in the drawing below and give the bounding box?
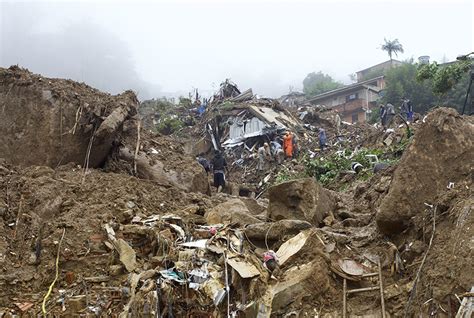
[257,131,296,171]
[380,97,413,129]
[199,127,329,193]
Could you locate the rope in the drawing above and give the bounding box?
[42,228,66,316]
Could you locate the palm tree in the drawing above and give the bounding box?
[381,38,404,65]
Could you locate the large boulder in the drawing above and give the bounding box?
[377,108,474,234]
[268,178,334,225]
[205,199,260,226]
[269,258,329,313]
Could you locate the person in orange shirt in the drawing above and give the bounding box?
[283,131,293,158]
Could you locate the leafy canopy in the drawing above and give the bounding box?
[303,71,344,96]
[382,59,470,114]
[381,38,404,61]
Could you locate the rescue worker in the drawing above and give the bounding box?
[319,128,327,151]
[257,143,271,171]
[270,140,284,164]
[211,150,228,193]
[385,103,396,128]
[380,104,387,128]
[334,110,342,135]
[401,97,413,122]
[283,131,294,158]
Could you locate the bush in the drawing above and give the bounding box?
[156,117,184,135]
[304,148,384,186]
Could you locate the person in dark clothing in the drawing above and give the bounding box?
[401,97,413,122]
[196,155,210,174]
[211,150,228,193]
[380,104,387,127]
[385,103,395,128]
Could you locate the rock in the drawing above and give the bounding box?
[267,178,334,225]
[336,210,354,220]
[374,176,391,193]
[239,197,267,217]
[244,220,313,241]
[377,108,474,234]
[373,162,389,173]
[205,199,260,226]
[67,295,87,313]
[323,212,335,226]
[270,258,329,313]
[109,265,124,276]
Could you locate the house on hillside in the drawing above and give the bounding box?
[307,76,385,124]
[356,59,402,82]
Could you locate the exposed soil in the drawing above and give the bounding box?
[0,68,472,317]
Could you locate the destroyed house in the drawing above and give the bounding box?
[307,76,384,123]
[218,103,297,148]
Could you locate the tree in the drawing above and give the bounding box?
[303,71,344,96]
[381,38,404,65]
[383,60,436,113]
[416,55,472,113]
[382,59,469,114]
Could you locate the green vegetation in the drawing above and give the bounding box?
[382,60,470,114]
[304,148,388,186]
[303,71,344,97]
[381,38,404,65]
[156,117,184,135]
[140,97,192,135]
[416,58,471,94]
[275,166,297,184]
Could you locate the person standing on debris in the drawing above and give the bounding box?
[401,97,413,122]
[292,133,299,157]
[283,131,294,158]
[271,140,285,164]
[385,103,396,128]
[319,128,327,151]
[334,110,342,135]
[257,143,272,171]
[211,150,228,193]
[380,104,387,128]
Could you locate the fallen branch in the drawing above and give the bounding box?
[404,205,437,317]
[42,228,66,316]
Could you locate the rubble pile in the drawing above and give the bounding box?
[0,66,138,169]
[0,69,473,317]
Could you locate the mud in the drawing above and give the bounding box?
[0,69,472,317]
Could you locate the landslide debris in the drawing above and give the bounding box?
[0,68,472,317]
[0,66,138,168]
[377,107,474,235]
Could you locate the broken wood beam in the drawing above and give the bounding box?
[346,286,380,294]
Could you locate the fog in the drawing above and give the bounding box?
[1,0,472,100]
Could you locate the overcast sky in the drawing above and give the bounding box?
[1,0,472,99]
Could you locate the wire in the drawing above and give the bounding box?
[42,228,66,316]
[265,222,277,251]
